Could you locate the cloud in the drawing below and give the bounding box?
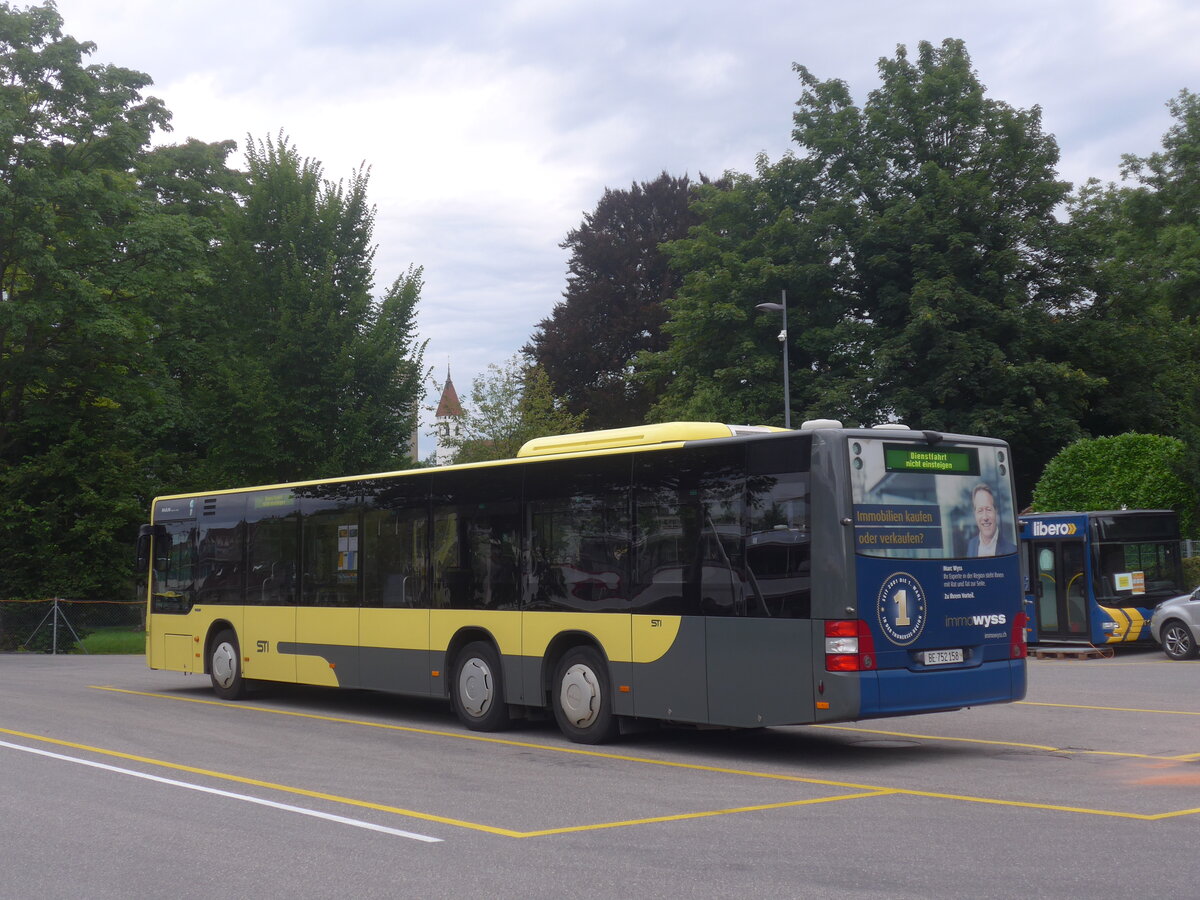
[50,0,1200,459]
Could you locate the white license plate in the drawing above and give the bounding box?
[921,649,964,666]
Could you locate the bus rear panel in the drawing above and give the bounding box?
[813,430,1026,722]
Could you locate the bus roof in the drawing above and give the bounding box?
[151,420,1007,505]
[516,422,784,458]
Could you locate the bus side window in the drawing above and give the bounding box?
[246,491,299,606]
[745,437,812,619]
[153,521,197,614]
[362,476,430,609]
[196,495,246,606]
[300,489,362,607]
[431,467,522,611]
[527,455,631,612]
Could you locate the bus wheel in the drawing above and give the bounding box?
[451,641,511,731]
[552,646,619,744]
[210,630,247,700]
[1161,620,1199,660]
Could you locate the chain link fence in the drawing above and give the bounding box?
[0,598,144,654]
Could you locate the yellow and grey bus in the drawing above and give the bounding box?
[139,420,1027,744]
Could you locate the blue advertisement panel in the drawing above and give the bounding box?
[848,438,1025,715]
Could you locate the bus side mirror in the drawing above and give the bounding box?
[136,523,167,572]
[136,524,154,571]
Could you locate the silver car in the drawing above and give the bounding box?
[1151,587,1200,660]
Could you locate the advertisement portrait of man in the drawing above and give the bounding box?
[967,483,1016,556]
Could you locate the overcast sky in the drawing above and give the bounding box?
[52,0,1200,456]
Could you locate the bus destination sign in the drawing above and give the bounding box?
[883,445,980,475]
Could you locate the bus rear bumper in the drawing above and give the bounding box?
[861,658,1027,718]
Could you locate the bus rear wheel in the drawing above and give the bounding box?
[1161,620,1199,660]
[451,641,511,731]
[552,646,619,745]
[210,629,247,700]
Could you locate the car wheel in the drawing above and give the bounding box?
[451,641,511,731]
[1161,619,1199,660]
[210,629,247,699]
[552,646,620,744]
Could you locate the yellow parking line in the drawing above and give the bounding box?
[90,686,880,790]
[84,686,1200,825]
[518,792,896,837]
[812,723,1188,761]
[0,724,522,837]
[1019,700,1200,716]
[1143,806,1200,820]
[3,720,893,836]
[883,785,1189,821]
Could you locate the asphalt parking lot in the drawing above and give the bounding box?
[2,650,1197,899]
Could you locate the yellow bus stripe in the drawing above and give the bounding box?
[1123,607,1146,642]
[1104,607,1130,643]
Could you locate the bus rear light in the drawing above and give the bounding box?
[825,653,861,672]
[825,635,859,655]
[825,620,876,672]
[1010,612,1029,659]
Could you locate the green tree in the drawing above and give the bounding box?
[441,356,586,463]
[0,2,174,599]
[794,39,1095,491]
[639,155,868,427]
[642,40,1096,497]
[130,137,245,487]
[198,135,425,486]
[526,173,700,428]
[1031,434,1198,535]
[1065,91,1200,444]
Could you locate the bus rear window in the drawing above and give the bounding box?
[849,437,1015,559]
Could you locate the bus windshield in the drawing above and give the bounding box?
[849,437,1016,559]
[1091,513,1185,606]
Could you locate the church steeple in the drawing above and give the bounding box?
[435,366,463,419]
[433,365,464,465]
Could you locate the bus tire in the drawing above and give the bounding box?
[1161,620,1199,660]
[552,646,619,745]
[210,629,247,700]
[451,641,511,731]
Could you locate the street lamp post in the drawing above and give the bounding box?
[755,290,790,428]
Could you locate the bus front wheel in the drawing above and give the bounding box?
[210,630,247,700]
[552,646,619,744]
[451,641,511,732]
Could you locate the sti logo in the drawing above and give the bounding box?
[1031,520,1078,537]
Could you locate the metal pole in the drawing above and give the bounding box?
[52,598,59,655]
[780,290,790,429]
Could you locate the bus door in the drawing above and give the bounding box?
[147,514,198,672]
[244,491,299,684]
[1029,540,1088,641]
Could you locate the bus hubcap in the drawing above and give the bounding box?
[458,658,494,718]
[212,643,237,688]
[559,664,600,728]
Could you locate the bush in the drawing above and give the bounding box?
[1031,433,1199,536]
[1182,556,1200,590]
